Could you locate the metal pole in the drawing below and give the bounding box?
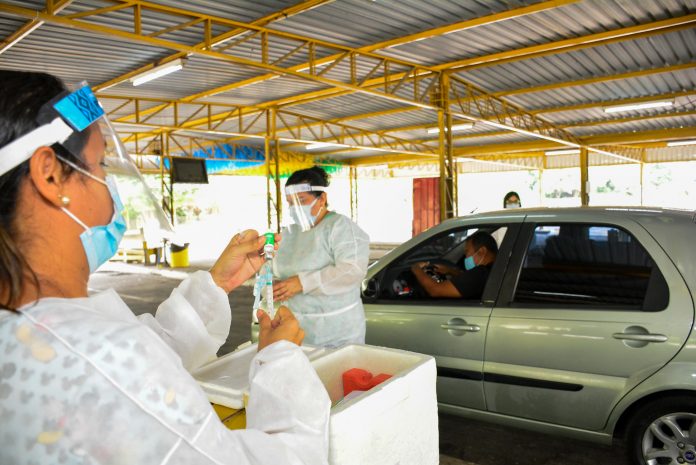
[580,147,589,206]
[350,166,358,222]
[265,110,272,230]
[270,107,281,232]
[438,73,455,221]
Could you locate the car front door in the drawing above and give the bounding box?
[365,218,522,411]
[483,211,693,431]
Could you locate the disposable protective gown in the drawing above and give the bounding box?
[0,271,330,465]
[274,212,370,347]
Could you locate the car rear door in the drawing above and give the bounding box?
[483,210,693,430]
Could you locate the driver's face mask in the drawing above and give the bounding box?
[464,247,482,271]
[505,201,521,209]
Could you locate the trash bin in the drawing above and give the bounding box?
[170,242,189,268]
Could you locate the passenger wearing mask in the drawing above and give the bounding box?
[503,191,522,209]
[0,71,329,465]
[273,166,370,348]
[411,231,498,299]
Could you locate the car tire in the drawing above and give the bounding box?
[625,395,696,465]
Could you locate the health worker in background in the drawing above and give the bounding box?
[503,191,522,209]
[273,166,370,347]
[0,71,329,465]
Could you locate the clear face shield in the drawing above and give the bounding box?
[0,82,173,241]
[284,183,326,232]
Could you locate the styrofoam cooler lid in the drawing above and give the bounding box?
[193,343,324,409]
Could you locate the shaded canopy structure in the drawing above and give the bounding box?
[1,0,694,224]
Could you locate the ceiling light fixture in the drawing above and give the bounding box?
[426,123,474,134]
[667,139,696,147]
[305,141,341,150]
[131,58,185,86]
[603,99,673,114]
[545,148,581,156]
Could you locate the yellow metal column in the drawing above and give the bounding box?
[438,73,456,221]
[160,133,175,225]
[640,148,647,205]
[265,107,282,232]
[580,147,589,206]
[349,166,358,222]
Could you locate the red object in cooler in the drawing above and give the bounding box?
[342,368,392,397]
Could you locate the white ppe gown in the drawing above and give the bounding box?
[275,212,370,347]
[0,270,330,465]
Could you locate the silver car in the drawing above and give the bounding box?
[362,207,696,465]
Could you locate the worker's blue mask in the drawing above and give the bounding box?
[464,248,481,271]
[59,157,127,273]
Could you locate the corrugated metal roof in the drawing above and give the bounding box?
[379,0,696,66]
[0,0,694,169]
[268,0,528,48]
[460,29,696,94]
[569,114,696,136]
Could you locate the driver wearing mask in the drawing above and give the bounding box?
[411,231,498,299]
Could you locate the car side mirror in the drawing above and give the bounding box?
[362,277,379,299]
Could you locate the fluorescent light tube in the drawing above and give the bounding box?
[667,139,696,147]
[306,142,339,150]
[545,148,581,156]
[426,123,474,134]
[603,100,673,114]
[131,59,185,86]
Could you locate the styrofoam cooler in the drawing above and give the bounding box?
[193,343,439,465]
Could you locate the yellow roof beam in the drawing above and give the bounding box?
[261,13,696,111]
[0,0,73,54]
[93,0,334,92]
[533,90,696,114]
[437,14,696,71]
[451,127,696,156]
[493,62,696,97]
[145,0,577,104]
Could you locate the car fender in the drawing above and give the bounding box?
[605,355,696,435]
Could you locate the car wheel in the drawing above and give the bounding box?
[626,396,696,465]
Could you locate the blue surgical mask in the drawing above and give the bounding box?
[464,248,482,271]
[61,166,127,273]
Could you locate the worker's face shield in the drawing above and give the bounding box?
[0,83,173,240]
[284,183,326,232]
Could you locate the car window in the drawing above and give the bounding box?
[371,225,506,303]
[514,224,669,311]
[401,228,474,264]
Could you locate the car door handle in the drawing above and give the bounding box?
[441,324,480,332]
[612,333,668,343]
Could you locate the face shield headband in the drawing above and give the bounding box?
[0,84,104,177]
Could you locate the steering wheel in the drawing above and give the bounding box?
[421,258,458,282]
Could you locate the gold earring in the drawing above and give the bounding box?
[59,194,70,207]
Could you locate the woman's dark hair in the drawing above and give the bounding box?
[0,71,85,311]
[285,166,330,198]
[503,191,521,207]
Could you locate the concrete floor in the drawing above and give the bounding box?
[90,262,629,465]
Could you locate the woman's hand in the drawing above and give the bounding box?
[273,275,303,301]
[210,230,281,294]
[257,306,305,351]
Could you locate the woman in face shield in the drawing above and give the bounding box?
[0,71,329,465]
[273,166,370,347]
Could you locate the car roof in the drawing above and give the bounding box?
[447,206,696,225]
